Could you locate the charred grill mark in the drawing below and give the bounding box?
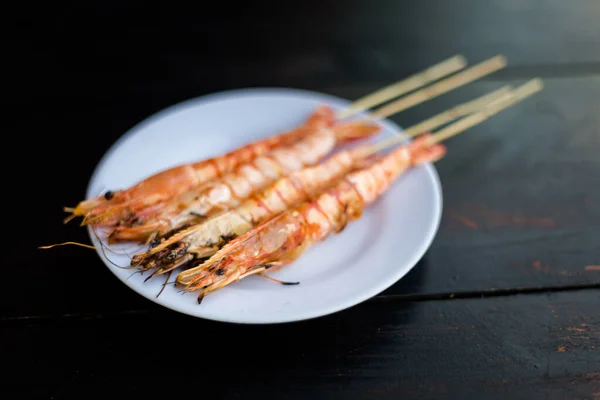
[149,237,161,248]
[187,257,209,270]
[160,223,196,242]
[329,188,351,233]
[219,233,238,246]
[130,217,143,226]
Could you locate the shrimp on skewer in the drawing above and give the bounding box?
[107,119,380,242]
[129,144,377,275]
[176,133,447,301]
[115,73,513,245]
[64,55,469,228]
[129,85,514,274]
[175,78,544,302]
[66,106,335,227]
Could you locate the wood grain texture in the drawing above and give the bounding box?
[3,291,599,399]
[3,0,599,317]
[3,2,600,397]
[9,76,599,318]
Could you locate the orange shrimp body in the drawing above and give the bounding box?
[109,120,380,243]
[129,147,367,272]
[175,134,447,301]
[66,106,336,227]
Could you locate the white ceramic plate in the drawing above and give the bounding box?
[86,87,442,324]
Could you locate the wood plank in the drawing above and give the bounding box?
[6,0,600,107]
[16,75,598,318]
[3,290,599,399]
[6,1,600,317]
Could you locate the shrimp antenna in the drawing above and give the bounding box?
[89,225,135,270]
[156,271,174,298]
[39,242,96,250]
[126,270,144,280]
[38,230,140,263]
[338,54,467,119]
[258,273,300,286]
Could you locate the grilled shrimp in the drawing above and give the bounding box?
[165,134,446,302]
[129,148,365,272]
[65,106,336,227]
[108,120,380,243]
[130,135,425,273]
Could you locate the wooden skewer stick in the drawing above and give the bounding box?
[361,84,513,157]
[402,85,512,136]
[370,55,508,119]
[337,55,468,119]
[427,78,543,145]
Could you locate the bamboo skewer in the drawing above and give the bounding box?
[337,55,468,119]
[401,85,512,136]
[370,55,507,120]
[174,79,545,299]
[361,78,542,158]
[362,85,513,156]
[427,78,543,145]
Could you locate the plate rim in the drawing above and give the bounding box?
[85,86,443,324]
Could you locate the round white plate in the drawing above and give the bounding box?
[86,87,443,324]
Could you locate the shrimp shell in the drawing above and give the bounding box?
[67,106,336,227]
[175,134,447,299]
[110,120,380,243]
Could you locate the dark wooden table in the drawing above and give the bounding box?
[5,1,599,398]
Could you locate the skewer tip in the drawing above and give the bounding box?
[492,54,508,67]
[454,54,468,67]
[527,77,544,91]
